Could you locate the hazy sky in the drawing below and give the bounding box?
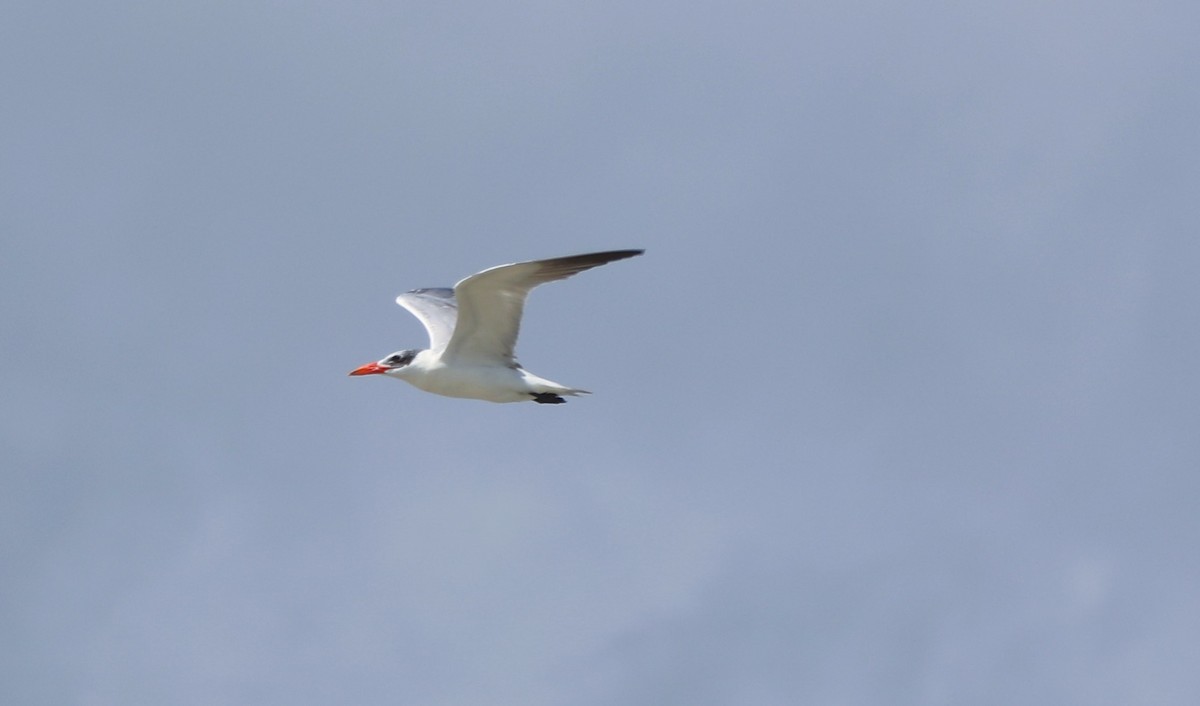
[4,2,1199,705]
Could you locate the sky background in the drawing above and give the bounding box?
[3,2,1199,704]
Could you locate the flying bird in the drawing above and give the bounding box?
[349,249,644,403]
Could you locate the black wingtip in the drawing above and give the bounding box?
[571,249,645,265]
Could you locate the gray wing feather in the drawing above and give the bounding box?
[395,287,458,351]
[444,250,643,364]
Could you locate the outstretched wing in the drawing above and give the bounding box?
[443,249,643,365]
[394,287,458,351]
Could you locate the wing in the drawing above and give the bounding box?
[395,287,459,351]
[443,249,643,364]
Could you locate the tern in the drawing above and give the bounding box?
[349,249,644,403]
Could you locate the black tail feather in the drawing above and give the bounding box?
[531,393,567,404]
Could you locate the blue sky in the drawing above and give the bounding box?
[4,2,1199,704]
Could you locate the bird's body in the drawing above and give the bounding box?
[349,250,643,403]
[389,349,579,403]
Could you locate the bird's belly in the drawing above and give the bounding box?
[406,364,529,403]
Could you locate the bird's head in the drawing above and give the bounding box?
[348,349,418,378]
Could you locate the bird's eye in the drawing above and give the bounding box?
[385,352,413,367]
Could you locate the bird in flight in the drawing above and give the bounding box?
[349,249,644,403]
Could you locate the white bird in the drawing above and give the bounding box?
[349,249,644,403]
